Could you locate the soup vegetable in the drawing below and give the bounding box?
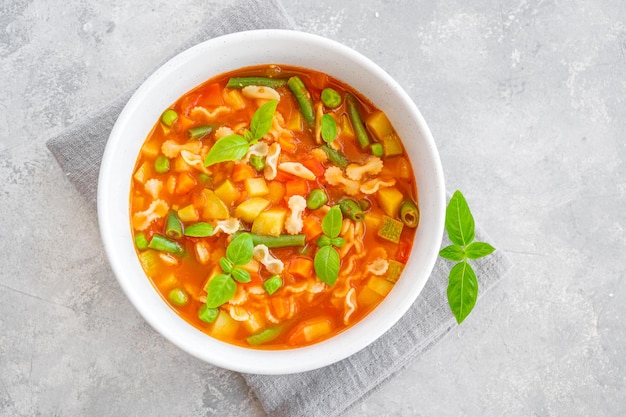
[130,65,419,349]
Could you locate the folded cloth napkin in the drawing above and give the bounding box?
[46,0,513,416]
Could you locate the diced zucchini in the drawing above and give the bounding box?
[201,189,230,220]
[235,197,270,223]
[377,187,404,218]
[367,276,394,297]
[378,215,404,243]
[382,133,403,157]
[386,259,405,283]
[177,204,199,222]
[251,208,288,236]
[214,179,240,206]
[365,111,394,140]
[138,250,161,276]
[245,177,269,197]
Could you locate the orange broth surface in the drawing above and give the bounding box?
[129,64,418,349]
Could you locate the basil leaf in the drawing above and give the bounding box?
[226,232,254,266]
[445,190,475,247]
[316,235,331,247]
[231,267,251,283]
[204,134,249,166]
[219,257,234,274]
[183,222,214,237]
[243,129,254,143]
[320,114,337,143]
[330,237,345,248]
[439,244,466,262]
[314,246,340,286]
[322,205,343,238]
[465,242,495,260]
[205,274,237,308]
[447,261,478,324]
[250,99,278,140]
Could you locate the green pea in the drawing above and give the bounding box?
[168,288,188,306]
[306,188,328,210]
[370,143,384,157]
[198,304,219,323]
[161,109,178,127]
[321,88,342,109]
[250,155,266,172]
[154,155,170,174]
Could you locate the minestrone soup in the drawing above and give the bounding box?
[130,65,419,349]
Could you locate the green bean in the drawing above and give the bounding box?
[246,325,284,346]
[249,155,266,172]
[183,222,214,237]
[400,199,420,228]
[134,233,149,250]
[148,234,185,256]
[370,143,384,157]
[287,76,315,124]
[263,275,283,295]
[226,77,288,89]
[358,198,371,211]
[339,198,365,222]
[321,88,342,108]
[168,288,188,306]
[198,304,219,323]
[154,155,170,174]
[320,145,348,168]
[165,211,183,239]
[306,188,328,210]
[187,125,214,140]
[346,94,371,148]
[248,233,306,248]
[161,109,178,127]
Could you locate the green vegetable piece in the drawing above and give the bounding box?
[198,173,211,183]
[204,134,249,166]
[321,205,343,239]
[187,125,214,140]
[263,275,283,295]
[161,109,178,127]
[338,198,364,222]
[320,145,348,168]
[464,242,496,260]
[306,188,328,210]
[183,222,214,237]
[134,233,149,250]
[226,77,287,89]
[386,259,405,283]
[154,155,170,174]
[287,76,315,124]
[439,245,466,262]
[250,100,278,141]
[330,237,345,248]
[321,114,337,143]
[165,211,183,240]
[205,274,237,308]
[321,88,342,108]
[246,325,284,346]
[198,304,219,323]
[231,267,252,283]
[248,233,306,248]
[447,261,478,324]
[249,155,266,172]
[168,288,188,306]
[370,143,384,157]
[314,245,340,286]
[399,199,420,228]
[148,234,185,256]
[316,235,331,247]
[358,199,371,211]
[226,232,254,266]
[445,190,475,247]
[346,94,371,148]
[220,257,234,274]
[377,216,404,243]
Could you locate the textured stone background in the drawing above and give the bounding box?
[1,0,625,416]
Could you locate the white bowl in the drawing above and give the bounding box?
[98,29,445,375]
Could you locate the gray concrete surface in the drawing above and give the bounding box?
[1,0,625,416]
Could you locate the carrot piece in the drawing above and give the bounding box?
[198,83,224,107]
[175,172,196,195]
[271,297,290,320]
[277,135,297,154]
[267,181,286,205]
[288,257,314,280]
[287,316,333,346]
[301,156,325,177]
[302,215,323,241]
[232,163,256,183]
[180,93,201,116]
[284,179,309,198]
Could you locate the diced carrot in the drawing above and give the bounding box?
[395,239,411,263]
[302,215,323,241]
[300,156,325,177]
[175,172,196,195]
[287,316,333,346]
[271,297,290,320]
[288,257,314,280]
[180,93,201,116]
[232,163,256,183]
[277,135,297,153]
[284,179,309,198]
[198,82,224,107]
[273,170,296,184]
[267,181,286,205]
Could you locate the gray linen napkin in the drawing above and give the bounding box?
[46,0,513,416]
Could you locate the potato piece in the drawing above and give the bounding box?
[177,204,199,222]
[214,179,240,206]
[382,133,403,157]
[251,208,288,236]
[210,311,240,339]
[235,197,270,223]
[201,189,230,220]
[357,286,382,307]
[365,111,394,140]
[377,187,404,218]
[367,276,394,297]
[245,177,269,197]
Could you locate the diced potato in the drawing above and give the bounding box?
[364,211,383,231]
[140,139,161,159]
[133,161,151,184]
[235,197,270,223]
[245,177,269,197]
[386,259,405,283]
[222,89,246,110]
[377,187,404,218]
[357,286,382,307]
[286,111,303,132]
[340,114,354,138]
[378,215,404,243]
[267,181,286,205]
[241,312,264,334]
[177,204,199,222]
[210,311,240,339]
[251,208,287,236]
[302,320,332,343]
[382,133,403,157]
[201,189,230,220]
[365,111,394,140]
[367,276,394,297]
[174,154,192,172]
[214,179,240,206]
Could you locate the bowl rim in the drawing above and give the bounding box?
[98,29,445,374]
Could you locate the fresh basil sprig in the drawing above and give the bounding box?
[440,190,495,324]
[204,100,278,166]
[314,205,344,286]
[205,233,254,308]
[321,114,337,143]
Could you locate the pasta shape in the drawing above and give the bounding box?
[346,156,383,181]
[144,178,162,199]
[324,166,360,195]
[132,199,169,231]
[189,105,231,121]
[241,85,280,101]
[213,218,241,235]
[360,178,396,195]
[253,244,285,274]
[343,288,357,324]
[285,195,307,234]
[161,139,202,159]
[264,142,281,180]
[278,162,316,180]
